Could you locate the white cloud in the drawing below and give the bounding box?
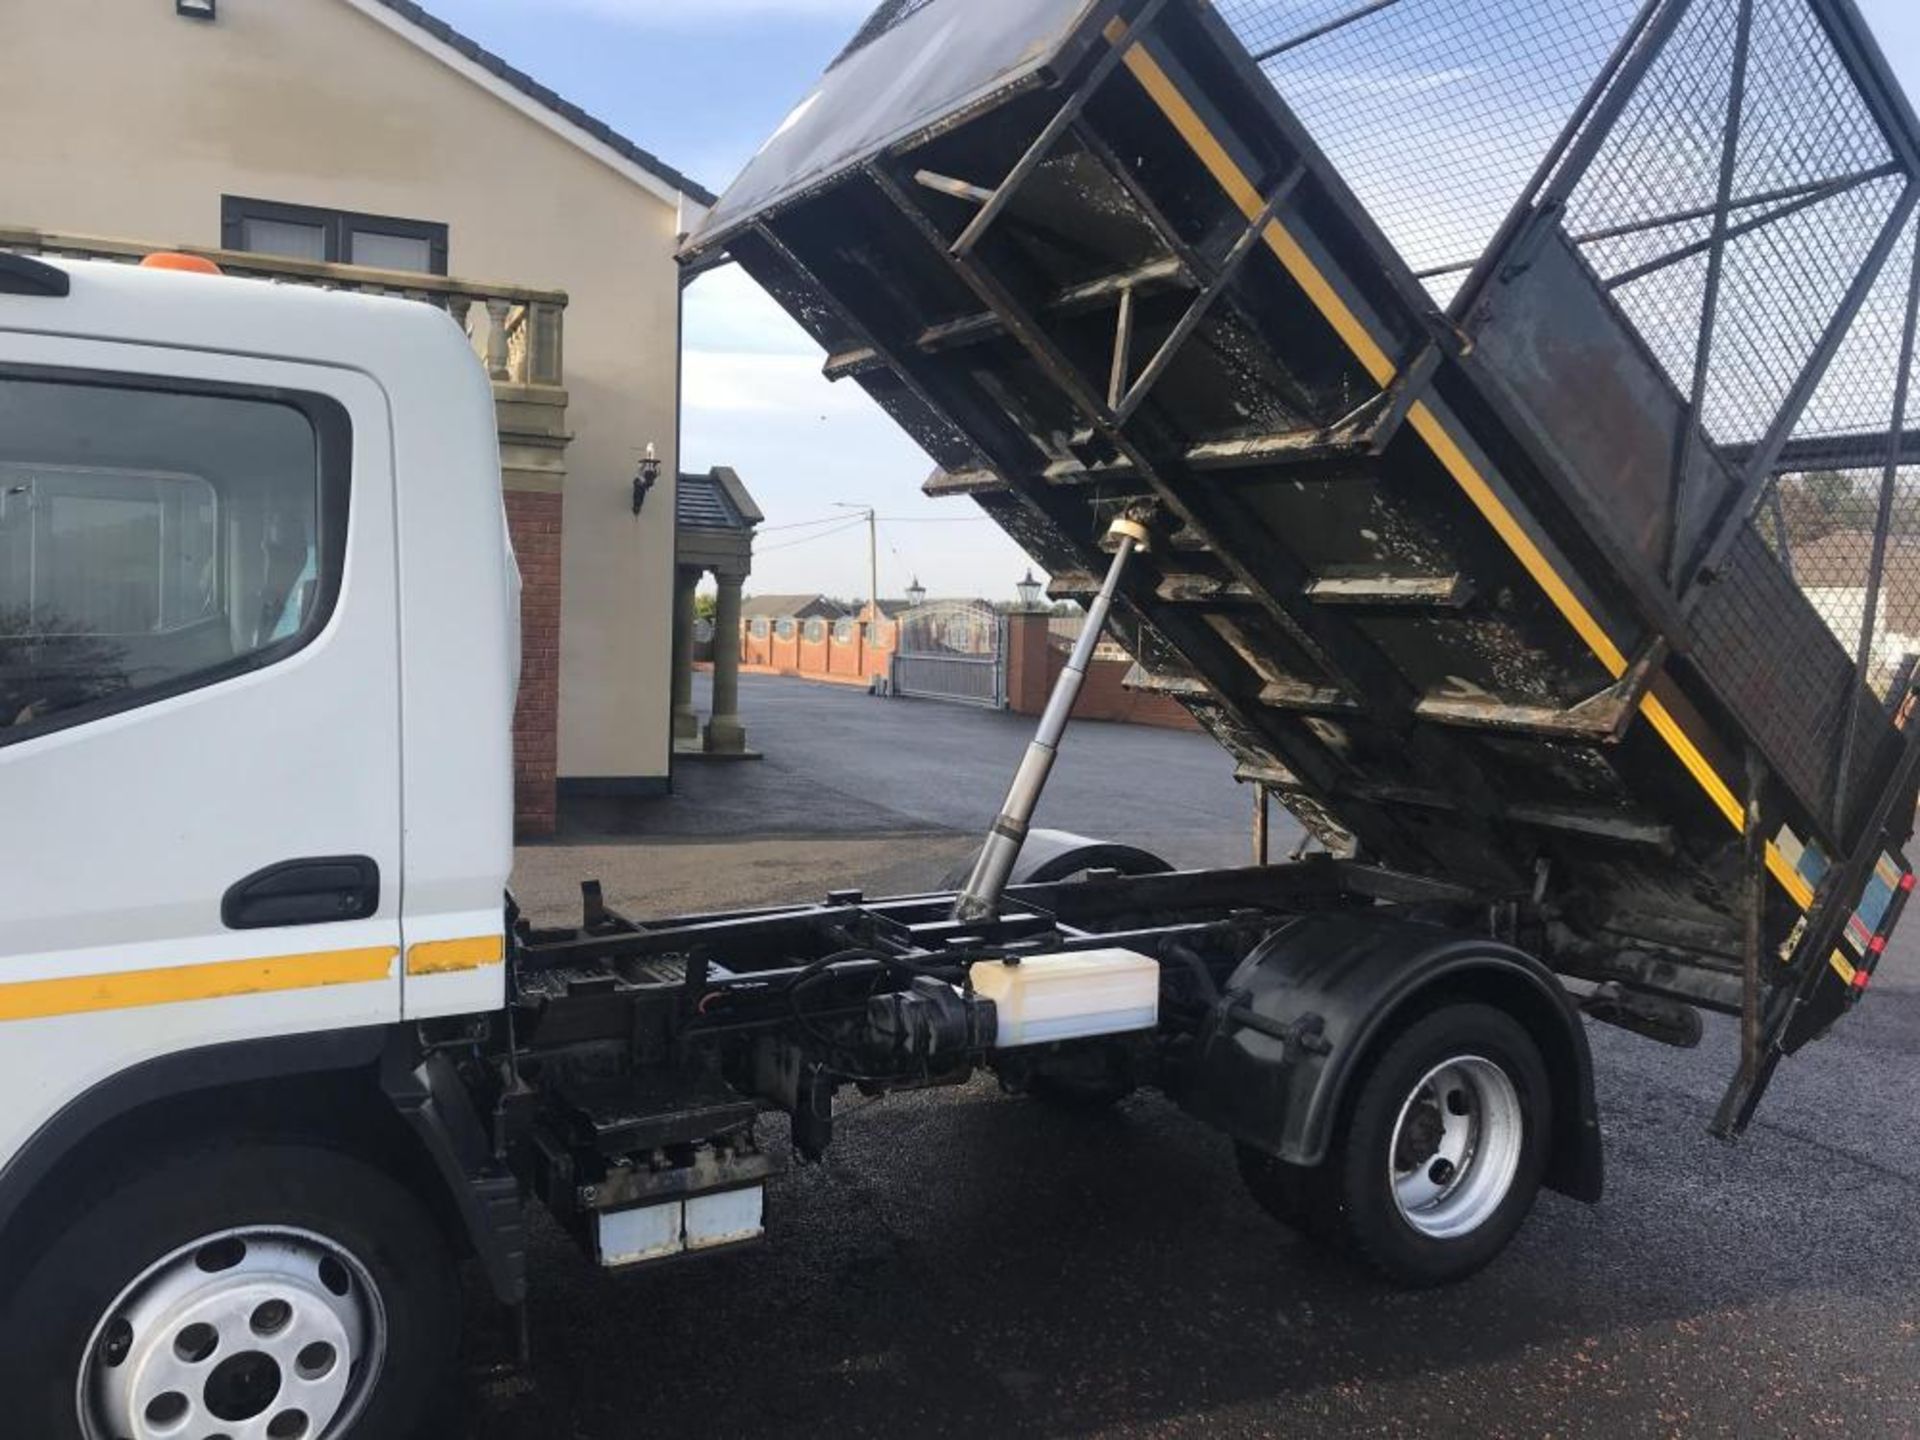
[683,264,820,357]
[682,349,870,416]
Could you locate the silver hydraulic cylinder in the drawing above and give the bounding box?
[952,518,1150,923]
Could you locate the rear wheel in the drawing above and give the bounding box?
[1,1141,460,1440]
[1241,1003,1550,1286]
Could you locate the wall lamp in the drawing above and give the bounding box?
[632,442,662,516]
[177,0,217,19]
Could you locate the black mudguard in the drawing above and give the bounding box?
[941,828,1175,889]
[1177,912,1603,1202]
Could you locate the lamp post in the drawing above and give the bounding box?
[906,576,927,608]
[1016,569,1044,611]
[834,502,879,621]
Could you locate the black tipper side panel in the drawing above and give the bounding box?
[685,0,1920,997]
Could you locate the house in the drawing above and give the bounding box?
[1,0,726,834]
[1782,529,1920,684]
[740,595,851,623]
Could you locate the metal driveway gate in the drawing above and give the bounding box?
[891,600,1005,706]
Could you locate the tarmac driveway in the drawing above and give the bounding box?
[483,674,1920,1439]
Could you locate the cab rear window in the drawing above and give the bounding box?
[0,372,348,742]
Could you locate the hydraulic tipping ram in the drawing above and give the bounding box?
[952,517,1151,922]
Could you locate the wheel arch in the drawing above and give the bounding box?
[941,828,1175,890]
[1182,912,1603,1203]
[0,1025,526,1303]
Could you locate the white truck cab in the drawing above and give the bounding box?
[0,252,519,1439]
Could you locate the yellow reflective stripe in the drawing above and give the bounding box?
[0,947,397,1023]
[1830,951,1858,986]
[1106,23,1818,913]
[1404,404,1630,676]
[1639,692,1815,906]
[1110,30,1398,385]
[406,935,505,976]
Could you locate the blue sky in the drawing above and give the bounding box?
[422,0,1920,603]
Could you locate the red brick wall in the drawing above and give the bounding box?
[505,491,562,836]
[1004,613,1200,731]
[743,623,772,667]
[736,618,895,685]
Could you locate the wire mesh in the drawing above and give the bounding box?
[1212,0,1647,304]
[1766,476,1920,700]
[1215,0,1920,789]
[1555,0,1917,809]
[1564,0,1903,448]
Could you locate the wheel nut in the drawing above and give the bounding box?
[1429,1158,1456,1186]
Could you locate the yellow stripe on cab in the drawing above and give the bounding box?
[0,946,398,1023]
[406,934,506,976]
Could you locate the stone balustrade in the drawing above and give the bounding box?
[0,225,566,389]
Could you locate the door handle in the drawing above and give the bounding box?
[222,856,381,930]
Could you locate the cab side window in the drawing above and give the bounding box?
[0,374,348,740]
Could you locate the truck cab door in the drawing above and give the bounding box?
[0,336,402,1159]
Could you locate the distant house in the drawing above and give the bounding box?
[740,595,849,622]
[1785,529,1920,681]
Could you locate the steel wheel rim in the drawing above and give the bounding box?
[76,1224,387,1440]
[1387,1054,1523,1241]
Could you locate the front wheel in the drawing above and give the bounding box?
[0,1141,460,1440]
[1242,1003,1550,1286]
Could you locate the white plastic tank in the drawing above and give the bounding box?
[968,949,1160,1048]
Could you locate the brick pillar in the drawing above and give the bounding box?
[505,490,562,837]
[1004,611,1053,717]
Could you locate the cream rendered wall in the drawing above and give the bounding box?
[1,0,686,787]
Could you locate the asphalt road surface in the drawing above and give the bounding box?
[484,675,1920,1439]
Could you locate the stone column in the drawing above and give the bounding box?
[705,571,749,754]
[671,565,700,746]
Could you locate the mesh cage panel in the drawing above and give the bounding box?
[1196,0,1920,825]
[1213,0,1647,303]
[1800,215,1918,440]
[1215,0,1916,766]
[1767,472,1920,703]
[1564,0,1902,448]
[1761,213,1920,704]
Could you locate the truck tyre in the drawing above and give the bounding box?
[1,1141,459,1440]
[1240,1003,1549,1286]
